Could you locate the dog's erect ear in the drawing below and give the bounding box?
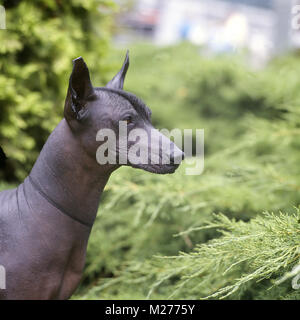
[106,50,129,90]
[64,57,95,121]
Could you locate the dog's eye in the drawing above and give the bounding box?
[124,116,133,125]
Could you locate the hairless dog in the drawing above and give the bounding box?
[0,52,184,299]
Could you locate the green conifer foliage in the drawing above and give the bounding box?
[74,45,300,300]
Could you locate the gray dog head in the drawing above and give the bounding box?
[64,51,184,175]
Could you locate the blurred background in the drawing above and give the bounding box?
[0,0,299,300]
[114,0,294,65]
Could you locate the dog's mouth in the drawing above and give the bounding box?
[129,163,180,175]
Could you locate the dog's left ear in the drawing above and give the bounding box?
[106,50,129,90]
[64,57,95,121]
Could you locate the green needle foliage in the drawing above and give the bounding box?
[73,45,300,300]
[82,210,300,300]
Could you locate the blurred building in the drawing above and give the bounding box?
[113,0,296,64]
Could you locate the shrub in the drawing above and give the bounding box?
[0,0,116,180]
[73,46,300,299]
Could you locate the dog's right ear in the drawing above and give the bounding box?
[64,57,95,122]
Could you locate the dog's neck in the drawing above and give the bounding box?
[29,119,111,227]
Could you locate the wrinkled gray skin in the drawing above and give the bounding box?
[0,52,184,300]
